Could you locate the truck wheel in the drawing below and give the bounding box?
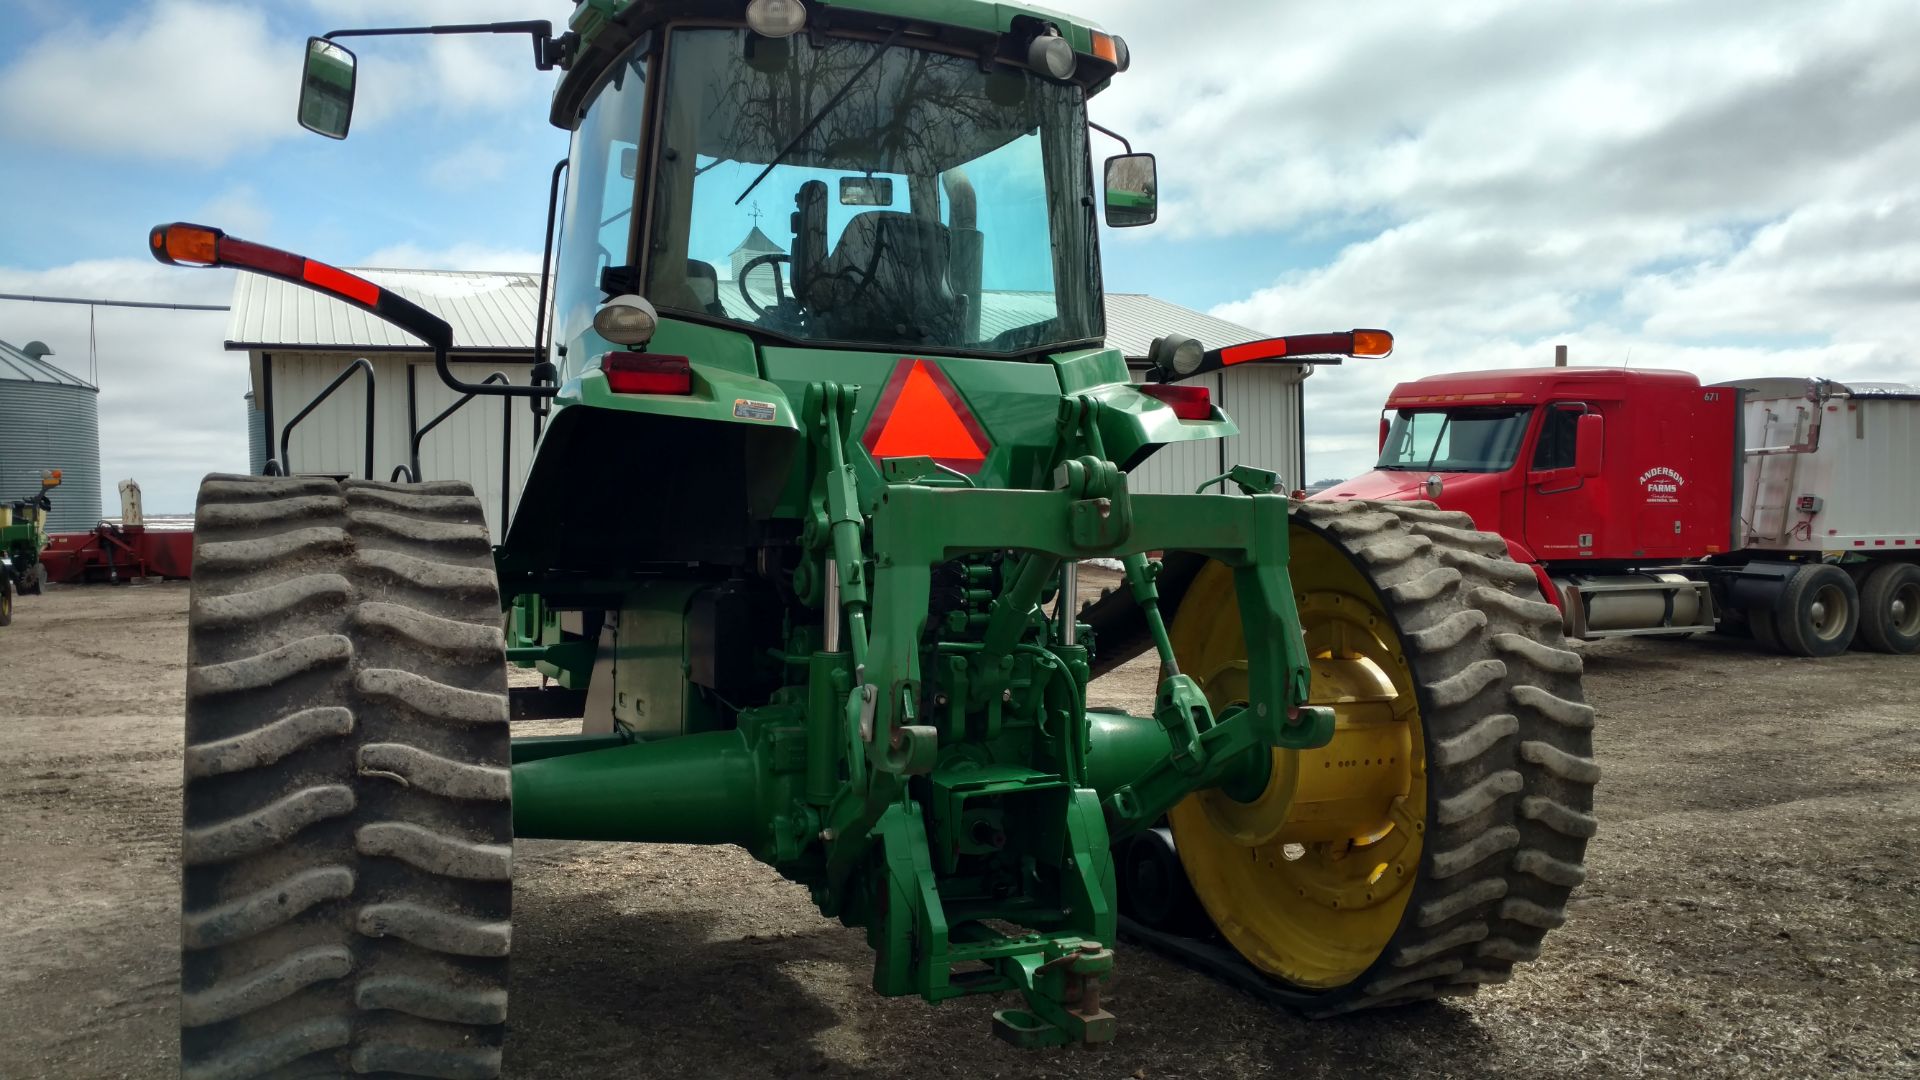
[1769,563,1859,658]
[1856,562,1920,654]
[1165,500,1596,1014]
[181,474,511,1080]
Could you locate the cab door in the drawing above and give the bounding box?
[1523,402,1605,559]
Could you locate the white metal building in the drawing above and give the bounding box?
[229,272,1309,536]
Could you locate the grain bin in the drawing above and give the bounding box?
[0,339,102,532]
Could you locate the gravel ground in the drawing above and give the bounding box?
[0,579,1916,1079]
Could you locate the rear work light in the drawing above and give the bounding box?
[602,352,693,395]
[1139,382,1212,420]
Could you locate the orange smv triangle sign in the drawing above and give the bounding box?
[861,359,992,474]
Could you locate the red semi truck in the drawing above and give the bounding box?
[1317,367,1920,657]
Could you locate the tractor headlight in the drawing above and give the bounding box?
[594,294,659,348]
[746,0,807,39]
[1029,33,1077,81]
[1149,333,1204,380]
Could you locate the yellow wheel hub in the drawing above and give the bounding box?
[1167,526,1427,989]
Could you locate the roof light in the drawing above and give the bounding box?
[1220,329,1395,365]
[1351,329,1394,358]
[1090,31,1130,72]
[745,0,807,38]
[602,352,693,395]
[1148,333,1205,380]
[593,294,659,348]
[1029,33,1077,80]
[1139,382,1212,420]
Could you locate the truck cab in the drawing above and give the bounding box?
[1320,367,1740,571]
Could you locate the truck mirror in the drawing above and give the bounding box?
[1575,412,1604,477]
[1378,416,1390,452]
[299,37,357,139]
[1104,153,1157,227]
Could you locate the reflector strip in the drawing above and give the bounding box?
[302,260,380,306]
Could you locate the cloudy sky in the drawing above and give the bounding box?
[2,0,1915,510]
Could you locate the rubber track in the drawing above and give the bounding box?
[1127,499,1597,1016]
[180,474,510,1079]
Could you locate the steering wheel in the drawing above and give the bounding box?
[737,253,792,317]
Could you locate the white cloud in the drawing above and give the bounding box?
[1074,0,1920,481]
[0,259,247,513]
[0,2,296,164]
[0,0,560,164]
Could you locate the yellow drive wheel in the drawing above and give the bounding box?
[1165,500,1598,1012]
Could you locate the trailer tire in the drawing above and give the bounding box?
[180,474,511,1080]
[1770,563,1858,658]
[1856,562,1920,654]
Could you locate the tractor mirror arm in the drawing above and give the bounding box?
[324,21,572,71]
[148,222,556,400]
[1148,330,1394,384]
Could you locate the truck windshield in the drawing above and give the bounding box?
[1379,407,1533,472]
[645,28,1101,356]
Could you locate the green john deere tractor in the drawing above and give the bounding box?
[157,3,1596,1076]
[1,469,60,626]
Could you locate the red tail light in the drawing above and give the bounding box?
[602,352,692,395]
[1140,383,1212,420]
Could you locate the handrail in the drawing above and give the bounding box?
[410,371,513,530]
[278,357,375,479]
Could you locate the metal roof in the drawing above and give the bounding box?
[0,338,95,388]
[226,268,539,354]
[224,268,1276,361]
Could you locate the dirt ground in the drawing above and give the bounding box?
[1,580,1916,1079]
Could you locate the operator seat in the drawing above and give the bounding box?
[805,211,963,345]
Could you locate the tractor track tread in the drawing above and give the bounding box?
[1491,632,1583,675]
[191,526,352,572]
[1519,739,1602,783]
[183,707,355,779]
[1520,795,1599,838]
[1431,713,1519,768]
[182,866,357,950]
[1404,608,1487,652]
[354,975,510,1025]
[352,548,501,597]
[179,944,355,1027]
[185,634,353,697]
[191,574,353,629]
[194,494,346,529]
[356,822,513,881]
[348,1042,503,1080]
[353,601,504,662]
[344,485,488,517]
[1151,499,1597,1018]
[354,668,510,727]
[346,508,491,550]
[1468,584,1563,623]
[178,1017,353,1080]
[357,743,512,801]
[356,902,512,957]
[181,473,508,1080]
[1435,770,1524,824]
[181,784,357,865]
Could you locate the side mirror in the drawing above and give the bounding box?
[1103,153,1157,228]
[299,37,358,139]
[1575,412,1604,477]
[1378,415,1391,453]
